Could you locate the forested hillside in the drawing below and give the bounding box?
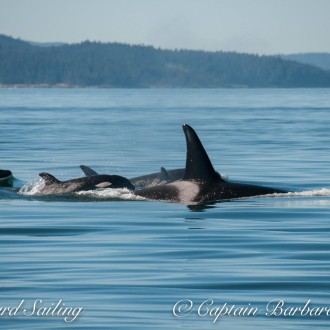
[1,34,330,88]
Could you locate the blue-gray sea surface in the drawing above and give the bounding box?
[0,88,330,329]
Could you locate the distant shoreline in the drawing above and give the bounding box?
[0,84,78,88]
[1,84,330,89]
[2,35,330,88]
[0,85,247,89]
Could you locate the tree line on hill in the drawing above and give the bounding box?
[1,34,330,88]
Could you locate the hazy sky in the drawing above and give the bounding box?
[0,0,329,54]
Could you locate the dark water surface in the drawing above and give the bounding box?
[1,89,330,329]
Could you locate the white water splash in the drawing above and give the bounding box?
[255,188,330,208]
[75,188,145,201]
[273,188,330,198]
[19,177,45,195]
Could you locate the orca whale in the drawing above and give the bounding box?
[80,165,185,189]
[134,125,288,204]
[37,172,135,195]
[0,169,13,187]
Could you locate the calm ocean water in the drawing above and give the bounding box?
[0,88,330,329]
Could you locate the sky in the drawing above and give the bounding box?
[0,0,329,55]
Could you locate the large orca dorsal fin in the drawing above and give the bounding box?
[39,172,61,185]
[182,124,220,181]
[80,165,98,177]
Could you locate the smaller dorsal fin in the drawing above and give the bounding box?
[0,169,12,179]
[160,167,170,182]
[39,172,60,185]
[80,165,98,177]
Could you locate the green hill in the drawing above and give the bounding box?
[1,34,330,88]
